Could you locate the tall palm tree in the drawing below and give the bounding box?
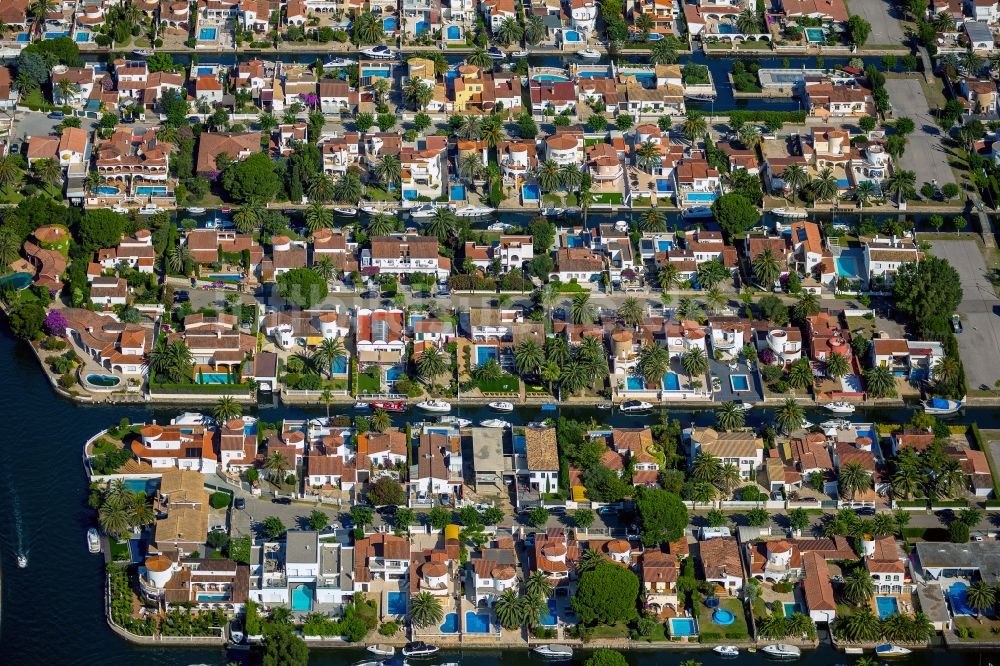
[354,12,385,44]
[493,588,527,629]
[534,283,560,319]
[891,466,920,500]
[402,77,433,111]
[309,173,336,203]
[524,570,552,601]
[637,343,670,386]
[458,152,485,184]
[705,286,727,314]
[787,358,814,392]
[98,497,131,539]
[333,172,364,204]
[560,163,583,191]
[657,263,680,291]
[0,230,20,268]
[649,41,678,65]
[524,16,546,46]
[304,201,333,233]
[32,158,62,189]
[691,452,722,483]
[367,212,396,237]
[569,292,596,324]
[737,124,762,149]
[424,207,456,243]
[682,113,707,142]
[546,336,570,366]
[370,408,392,433]
[618,296,644,329]
[167,241,192,274]
[752,249,782,288]
[213,396,242,422]
[513,339,545,377]
[842,569,874,605]
[932,355,962,390]
[681,347,708,382]
[853,180,877,208]
[264,451,290,484]
[715,401,745,431]
[824,351,850,379]
[31,0,55,37]
[793,291,821,321]
[496,17,524,45]
[467,48,494,69]
[481,118,506,149]
[838,462,872,501]
[408,592,444,627]
[886,169,916,207]
[736,8,761,34]
[781,163,809,201]
[416,346,448,381]
[233,201,263,234]
[966,580,996,615]
[0,155,23,191]
[775,398,804,433]
[675,296,705,322]
[810,166,839,205]
[639,209,666,232]
[716,463,741,498]
[864,364,896,398]
[635,12,654,37]
[636,140,661,173]
[536,159,562,193]
[374,155,402,189]
[312,337,346,377]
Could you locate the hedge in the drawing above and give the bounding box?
[209,491,231,509]
[723,110,807,127]
[149,381,252,394]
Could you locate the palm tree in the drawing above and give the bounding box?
[577,336,608,385]
[319,387,334,421]
[99,498,132,539]
[716,463,741,498]
[853,180,877,208]
[304,201,333,233]
[705,286,727,314]
[458,152,485,184]
[408,592,444,627]
[534,283,560,318]
[493,588,527,629]
[524,16,546,45]
[838,462,872,501]
[788,358,814,392]
[0,155,22,191]
[513,339,545,377]
[32,158,62,189]
[309,174,336,203]
[264,451,290,484]
[793,292,821,321]
[936,458,967,498]
[810,166,839,204]
[635,13,654,38]
[682,113,707,141]
[837,607,881,642]
[258,112,278,134]
[891,466,920,500]
[0,230,19,268]
[233,201,263,234]
[681,347,708,381]
[370,408,392,433]
[886,169,916,207]
[675,297,705,323]
[639,209,666,232]
[569,292,596,324]
[637,343,670,386]
[824,351,850,379]
[467,48,493,69]
[576,548,606,574]
[691,452,722,483]
[932,355,962,389]
[354,12,385,44]
[618,296,644,329]
[166,241,192,274]
[737,124,761,149]
[374,155,402,189]
[775,398,804,433]
[560,362,591,396]
[312,337,346,378]
[966,580,996,614]
[736,8,760,34]
[649,41,678,65]
[961,47,984,75]
[402,77,433,111]
[496,17,523,45]
[546,336,570,366]
[864,364,896,398]
[31,0,55,37]
[752,249,782,288]
[213,396,242,422]
[782,163,809,201]
[333,172,364,204]
[657,263,680,291]
[715,401,746,431]
[842,569,874,605]
[524,570,552,601]
[367,212,396,237]
[541,360,561,394]
[416,346,448,381]
[457,115,483,140]
[425,207,456,243]
[536,159,562,193]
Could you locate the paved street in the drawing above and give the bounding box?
[12,109,100,146]
[845,0,906,46]
[929,240,1000,390]
[884,79,956,188]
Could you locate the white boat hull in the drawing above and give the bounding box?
[824,402,856,414]
[682,206,714,219]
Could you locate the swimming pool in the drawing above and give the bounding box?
[291,584,313,612]
[837,178,850,188]
[196,372,232,384]
[75,32,90,42]
[0,272,33,290]
[949,581,974,615]
[197,593,230,602]
[123,478,159,495]
[86,373,121,387]
[387,591,406,615]
[564,234,586,248]
[383,16,398,31]
[45,32,69,39]
[92,186,120,195]
[199,27,218,40]
[532,73,571,82]
[196,66,214,75]
[663,372,681,391]
[416,21,430,35]
[440,612,459,633]
[669,617,697,636]
[730,374,750,392]
[136,185,168,196]
[450,184,466,201]
[563,30,582,42]
[876,595,899,620]
[712,608,735,625]
[656,179,673,194]
[782,602,801,617]
[522,183,540,202]
[539,600,558,626]
[447,25,462,40]
[386,365,404,382]
[208,274,242,283]
[465,611,491,633]
[648,33,663,40]
[835,248,864,278]
[656,240,674,252]
[331,357,348,374]
[15,33,29,43]
[805,27,825,43]
[362,68,391,78]
[476,345,498,366]
[626,376,644,391]
[514,435,526,454]
[243,421,257,436]
[718,23,736,34]
[687,192,717,203]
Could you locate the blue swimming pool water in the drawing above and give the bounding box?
[45,32,69,39]
[208,274,242,283]
[670,617,697,636]
[687,192,717,203]
[92,186,120,195]
[564,30,582,42]
[123,478,159,495]
[565,235,583,248]
[75,32,90,42]
[533,74,571,82]
[199,27,218,40]
[416,21,430,35]
[0,272,33,290]
[16,33,29,43]
[447,25,462,40]
[836,248,864,278]
[465,611,491,633]
[476,345,498,366]
[648,33,663,41]
[656,179,673,194]
[576,71,609,79]
[540,600,558,626]
[522,184,540,201]
[718,24,736,34]
[136,185,168,196]
[712,608,735,625]
[387,591,406,615]
[876,596,899,620]
[837,178,850,188]
[291,584,313,612]
[331,357,348,374]
[949,582,974,615]
[362,69,391,78]
[782,602,801,617]
[656,240,673,252]
[243,422,257,436]
[805,27,825,43]
[663,372,681,391]
[450,184,466,201]
[196,66,214,75]
[197,593,230,602]
[513,434,526,454]
[386,365,404,382]
[383,17,398,31]
[86,373,121,387]
[626,376,644,391]
[440,612,459,633]
[730,375,750,391]
[196,372,232,384]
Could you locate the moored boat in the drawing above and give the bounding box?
[713,646,739,657]
[438,416,472,427]
[874,644,911,658]
[87,527,101,553]
[771,207,808,219]
[367,645,395,657]
[186,207,206,214]
[401,642,439,657]
[923,396,964,415]
[823,401,856,414]
[533,644,573,658]
[416,399,451,413]
[323,57,354,68]
[17,553,27,568]
[370,400,406,412]
[760,644,800,659]
[333,207,358,216]
[488,401,514,412]
[409,204,439,219]
[452,205,495,217]
[620,400,653,413]
[681,206,714,219]
[480,419,510,429]
[578,48,601,59]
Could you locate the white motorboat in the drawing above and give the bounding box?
[820,418,852,431]
[734,401,753,411]
[361,205,399,216]
[17,553,27,568]
[823,401,856,414]
[186,207,206,215]
[367,645,396,657]
[771,207,808,219]
[761,644,801,659]
[488,401,514,412]
[133,48,155,57]
[438,415,472,427]
[487,222,515,232]
[682,206,714,219]
[713,646,739,657]
[111,205,129,214]
[452,205,495,217]
[800,419,814,429]
[355,661,384,666]
[138,204,162,215]
[541,207,564,216]
[323,57,354,68]
[401,642,439,657]
[923,396,964,415]
[526,421,549,428]
[362,45,395,59]
[511,50,529,58]
[333,207,358,216]
[416,400,451,413]
[487,46,506,60]
[874,644,911,658]
[409,204,439,219]
[620,400,653,413]
[480,419,510,429]
[578,48,601,59]
[88,527,101,553]
[533,644,573,658]
[596,402,612,410]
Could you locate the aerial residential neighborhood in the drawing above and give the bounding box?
[5,0,1000,665]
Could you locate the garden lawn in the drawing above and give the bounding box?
[696,597,749,641]
[475,375,520,394]
[356,370,381,394]
[589,623,630,639]
[589,192,623,205]
[109,540,130,561]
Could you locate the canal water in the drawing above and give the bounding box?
[0,304,995,663]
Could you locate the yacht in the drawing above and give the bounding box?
[186,207,206,215]
[333,207,357,216]
[409,204,439,219]
[620,400,653,413]
[541,207,564,216]
[596,402,612,410]
[771,207,808,219]
[438,416,472,427]
[132,48,155,57]
[760,644,801,659]
[17,553,27,568]
[923,396,964,415]
[733,401,753,411]
[487,46,506,60]
[138,204,162,215]
[682,206,714,219]
[416,399,451,413]
[823,401,856,414]
[361,204,399,216]
[487,222,515,232]
[480,419,510,429]
[367,645,396,657]
[578,48,601,59]
[533,644,573,659]
[820,418,852,431]
[401,642,439,657]
[713,646,739,657]
[323,57,354,68]
[874,644,911,658]
[511,50,529,58]
[370,400,406,412]
[87,528,101,553]
[362,45,395,59]
[488,401,514,412]
[452,205,495,218]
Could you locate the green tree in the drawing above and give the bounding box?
[572,562,640,626]
[262,516,286,539]
[527,506,549,527]
[276,268,328,309]
[842,568,874,605]
[824,351,850,379]
[865,365,897,399]
[847,15,872,46]
[368,477,405,506]
[78,209,128,253]
[585,650,629,666]
[838,462,872,501]
[308,509,329,531]
[408,592,443,627]
[221,153,283,203]
[635,488,688,545]
[711,193,759,236]
[574,508,595,530]
[752,249,782,288]
[212,396,242,422]
[262,624,309,666]
[775,398,804,433]
[715,401,745,431]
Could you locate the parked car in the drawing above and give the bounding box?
[271,497,292,505]
[234,498,245,510]
[47,111,65,119]
[857,506,876,516]
[952,314,963,334]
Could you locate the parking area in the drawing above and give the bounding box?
[845,0,906,46]
[929,240,1000,390]
[884,79,956,188]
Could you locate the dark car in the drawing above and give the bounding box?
[375,504,397,517]
[271,497,292,505]
[47,111,65,120]
[857,506,876,516]
[234,498,245,510]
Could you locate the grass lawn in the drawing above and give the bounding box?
[0,184,23,204]
[584,138,604,147]
[590,192,624,205]
[633,195,652,207]
[954,615,1000,636]
[476,375,520,394]
[325,378,348,391]
[525,383,552,395]
[356,370,382,394]
[542,193,562,207]
[635,622,668,642]
[590,622,630,638]
[564,193,578,206]
[365,186,398,202]
[695,597,750,641]
[109,540,130,561]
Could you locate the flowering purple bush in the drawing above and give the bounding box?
[299,92,319,108]
[44,309,67,337]
[758,348,775,365]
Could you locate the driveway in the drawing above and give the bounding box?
[884,79,956,188]
[13,109,99,146]
[929,240,1000,390]
[845,0,906,46]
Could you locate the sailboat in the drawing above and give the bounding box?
[17,552,27,568]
